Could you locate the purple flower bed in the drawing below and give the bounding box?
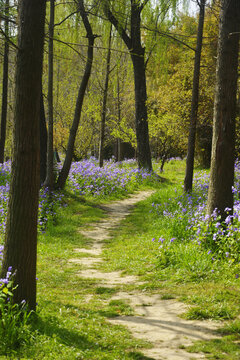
[68,158,154,197]
[0,158,155,239]
[0,162,63,238]
[152,161,240,263]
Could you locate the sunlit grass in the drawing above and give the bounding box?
[0,161,155,359]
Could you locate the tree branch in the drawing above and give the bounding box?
[52,36,85,58]
[102,0,132,49]
[145,42,157,69]
[77,0,95,38]
[0,26,19,50]
[0,14,16,25]
[54,11,79,27]
[140,0,150,12]
[142,25,196,52]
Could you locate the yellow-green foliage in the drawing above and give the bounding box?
[147,8,219,165]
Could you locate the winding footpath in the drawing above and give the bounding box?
[69,191,220,360]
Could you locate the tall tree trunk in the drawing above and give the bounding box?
[206,0,240,220]
[130,2,152,170]
[0,0,9,163]
[40,91,47,186]
[103,1,152,171]
[1,0,46,310]
[116,70,121,162]
[131,50,152,170]
[44,0,55,189]
[56,0,95,189]
[184,0,206,192]
[99,25,112,168]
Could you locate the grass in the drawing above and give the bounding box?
[0,183,153,359]
[98,160,240,359]
[1,159,240,359]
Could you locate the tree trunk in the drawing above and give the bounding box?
[40,91,47,186]
[131,51,152,170]
[56,0,95,189]
[184,0,206,192]
[103,1,152,171]
[1,0,46,310]
[99,25,112,168]
[130,2,152,171]
[0,0,9,163]
[116,70,121,162]
[206,0,240,220]
[44,0,55,189]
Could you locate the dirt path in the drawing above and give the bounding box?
[70,191,220,360]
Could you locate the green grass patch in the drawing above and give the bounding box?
[0,174,154,359]
[187,335,240,359]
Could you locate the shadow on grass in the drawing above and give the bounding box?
[27,311,154,360]
[128,352,155,360]
[31,314,94,350]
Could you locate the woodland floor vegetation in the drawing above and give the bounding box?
[1,159,240,359]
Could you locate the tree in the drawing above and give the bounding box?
[103,0,153,171]
[40,91,48,186]
[1,0,46,310]
[206,0,240,220]
[56,0,96,189]
[0,0,10,163]
[184,0,206,192]
[99,24,112,167]
[44,0,55,189]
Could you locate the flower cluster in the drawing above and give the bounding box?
[0,161,9,236]
[152,162,240,265]
[0,265,12,288]
[68,158,155,197]
[38,187,64,231]
[0,162,64,237]
[0,245,3,265]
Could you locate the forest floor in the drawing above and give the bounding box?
[70,190,220,360]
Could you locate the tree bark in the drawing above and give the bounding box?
[0,0,9,163]
[56,0,95,189]
[184,0,206,192]
[116,70,121,162]
[131,51,152,170]
[40,91,47,186]
[99,25,112,168]
[1,0,46,310]
[130,2,152,170]
[206,0,240,220]
[44,0,55,190]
